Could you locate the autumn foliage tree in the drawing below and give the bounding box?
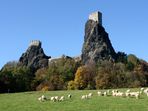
[74,63,96,90]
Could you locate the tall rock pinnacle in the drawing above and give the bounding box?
[81,11,116,64]
[18,40,50,71]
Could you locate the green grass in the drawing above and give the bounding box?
[0,89,148,111]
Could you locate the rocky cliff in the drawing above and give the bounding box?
[81,12,116,64]
[18,40,50,71]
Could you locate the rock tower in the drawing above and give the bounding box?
[18,40,50,71]
[81,11,116,64]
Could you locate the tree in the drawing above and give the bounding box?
[67,80,75,90]
[127,54,139,66]
[74,64,96,90]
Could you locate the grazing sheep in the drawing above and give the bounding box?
[116,92,124,97]
[144,88,148,96]
[97,91,101,96]
[112,90,117,96]
[68,94,72,98]
[59,96,64,101]
[55,96,59,101]
[102,91,107,96]
[129,92,140,99]
[81,95,88,100]
[88,93,93,98]
[38,97,42,102]
[140,88,144,91]
[50,96,56,102]
[38,95,47,102]
[125,92,130,97]
[144,88,148,93]
[112,90,124,97]
[51,96,65,102]
[126,89,130,93]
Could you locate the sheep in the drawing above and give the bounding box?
[38,95,47,102]
[144,88,148,93]
[140,88,144,91]
[68,94,72,99]
[144,88,148,96]
[112,90,117,96]
[116,92,124,97]
[111,90,124,97]
[102,91,107,96]
[38,97,42,102]
[124,89,131,97]
[88,93,93,98]
[59,96,64,101]
[81,95,88,100]
[129,92,140,99]
[54,96,59,101]
[97,91,101,96]
[126,89,130,93]
[97,91,107,96]
[50,96,59,102]
[50,96,56,102]
[42,95,47,100]
[125,92,130,97]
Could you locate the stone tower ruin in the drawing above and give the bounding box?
[88,11,102,25]
[29,40,41,47]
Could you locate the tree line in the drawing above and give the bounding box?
[0,53,148,93]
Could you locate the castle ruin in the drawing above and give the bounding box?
[89,11,102,25]
[29,40,41,47]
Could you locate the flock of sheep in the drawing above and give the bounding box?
[97,87,148,99]
[38,88,148,102]
[38,94,72,102]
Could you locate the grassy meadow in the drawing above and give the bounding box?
[0,89,148,111]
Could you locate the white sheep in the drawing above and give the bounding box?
[68,94,72,98]
[144,88,148,96]
[126,89,130,93]
[102,91,107,96]
[116,92,124,97]
[97,91,101,96]
[59,96,64,101]
[50,96,56,102]
[38,97,42,102]
[55,96,59,101]
[81,95,88,99]
[125,92,130,97]
[140,88,144,91]
[129,92,140,99]
[112,90,117,96]
[38,95,47,102]
[88,93,93,98]
[144,88,148,93]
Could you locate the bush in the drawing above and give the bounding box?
[67,80,75,90]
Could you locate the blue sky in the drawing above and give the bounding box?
[0,0,148,69]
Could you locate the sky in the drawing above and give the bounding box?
[0,0,148,69]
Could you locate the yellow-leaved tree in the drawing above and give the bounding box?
[74,64,96,90]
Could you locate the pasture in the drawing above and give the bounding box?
[0,89,148,111]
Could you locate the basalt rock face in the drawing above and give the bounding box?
[18,41,50,71]
[81,20,116,64]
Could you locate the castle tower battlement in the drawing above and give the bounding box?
[29,40,41,47]
[89,11,102,25]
